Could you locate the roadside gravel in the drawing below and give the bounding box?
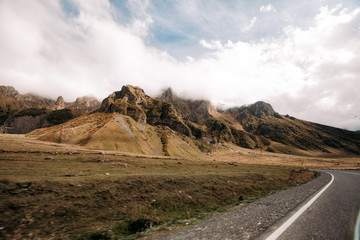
[156,172,331,240]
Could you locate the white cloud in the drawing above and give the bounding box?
[260,4,276,13]
[242,17,257,32]
[199,39,223,50]
[0,1,359,130]
[126,0,153,36]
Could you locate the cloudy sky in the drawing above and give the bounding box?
[0,0,359,130]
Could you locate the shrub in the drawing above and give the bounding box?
[161,130,170,156]
[47,109,74,125]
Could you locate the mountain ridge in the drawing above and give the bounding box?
[0,85,101,134]
[26,85,360,157]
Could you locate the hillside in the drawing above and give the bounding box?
[158,88,360,156]
[28,112,207,158]
[0,86,100,134]
[226,102,360,155]
[26,85,360,157]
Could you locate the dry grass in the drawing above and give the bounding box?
[27,113,205,158]
[0,134,357,239]
[210,142,360,169]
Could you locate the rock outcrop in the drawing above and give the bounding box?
[0,86,100,134]
[99,85,192,136]
[158,88,216,123]
[71,96,100,115]
[0,86,19,97]
[228,101,280,119]
[247,101,276,118]
[55,96,65,110]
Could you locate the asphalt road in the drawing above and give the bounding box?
[261,170,360,240]
[157,170,360,240]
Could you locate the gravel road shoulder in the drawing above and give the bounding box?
[155,171,331,240]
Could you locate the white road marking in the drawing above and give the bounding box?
[355,210,360,240]
[265,172,334,240]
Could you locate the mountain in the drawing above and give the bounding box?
[158,89,360,155]
[98,85,195,136]
[225,103,360,155]
[158,88,216,124]
[25,85,360,157]
[28,85,211,157]
[0,86,100,134]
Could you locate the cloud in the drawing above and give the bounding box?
[126,0,153,36]
[0,1,359,130]
[260,4,276,13]
[199,39,223,50]
[241,17,257,32]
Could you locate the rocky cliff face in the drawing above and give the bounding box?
[5,114,49,134]
[158,88,216,123]
[70,96,100,115]
[55,96,65,110]
[247,101,276,118]
[99,85,193,136]
[0,86,55,108]
[0,86,19,97]
[0,86,100,134]
[228,101,280,119]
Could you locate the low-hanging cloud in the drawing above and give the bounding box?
[0,1,359,130]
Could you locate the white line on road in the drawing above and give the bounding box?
[355,210,360,240]
[265,172,334,240]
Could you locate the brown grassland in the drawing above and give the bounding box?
[0,134,359,239]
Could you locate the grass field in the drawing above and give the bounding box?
[0,135,358,239]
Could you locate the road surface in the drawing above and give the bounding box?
[157,170,360,240]
[261,170,360,240]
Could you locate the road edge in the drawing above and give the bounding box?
[257,171,334,240]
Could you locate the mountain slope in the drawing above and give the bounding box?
[226,102,360,155]
[156,89,360,156]
[28,112,207,158]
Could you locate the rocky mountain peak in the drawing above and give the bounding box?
[74,96,100,107]
[160,88,176,102]
[98,85,193,136]
[99,85,149,118]
[158,88,216,123]
[55,96,65,109]
[116,85,146,100]
[248,101,276,118]
[0,86,19,97]
[72,96,101,115]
